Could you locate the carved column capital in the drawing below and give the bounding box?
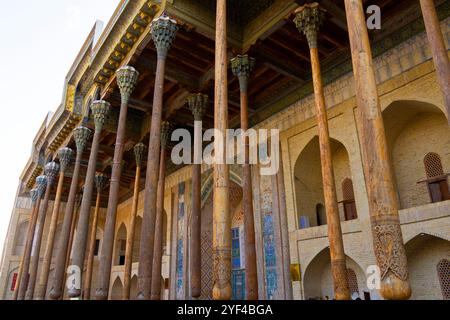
[188,93,209,121]
[293,2,325,49]
[36,175,48,199]
[151,12,178,59]
[134,143,147,168]
[30,188,38,204]
[94,172,109,191]
[73,126,92,153]
[58,147,74,173]
[91,100,112,131]
[231,55,255,92]
[44,162,60,185]
[160,121,171,149]
[116,66,139,101]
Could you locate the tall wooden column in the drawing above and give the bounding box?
[123,143,146,300]
[49,127,92,300]
[150,122,171,300]
[13,188,39,300]
[17,181,45,300]
[69,100,111,299]
[36,148,73,300]
[213,0,231,301]
[294,3,351,300]
[26,163,60,300]
[83,173,108,300]
[95,66,139,300]
[344,0,411,300]
[137,13,178,300]
[231,55,258,300]
[187,94,208,299]
[420,0,450,125]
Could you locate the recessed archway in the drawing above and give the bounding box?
[382,100,450,209]
[114,223,127,266]
[110,277,123,300]
[405,233,450,300]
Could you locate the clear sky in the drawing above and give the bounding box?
[0,0,119,260]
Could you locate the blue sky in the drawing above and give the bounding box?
[0,0,119,259]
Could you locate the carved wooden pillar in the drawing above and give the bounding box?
[123,143,146,300]
[294,3,351,300]
[231,55,259,300]
[420,0,450,125]
[49,126,92,300]
[36,148,73,300]
[186,94,208,299]
[26,163,60,300]
[69,101,111,299]
[213,0,231,301]
[17,184,44,300]
[14,189,39,300]
[95,66,139,300]
[150,122,171,300]
[83,173,108,300]
[137,13,178,300]
[344,0,411,300]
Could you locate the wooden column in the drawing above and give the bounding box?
[187,94,208,299]
[36,148,73,300]
[344,0,411,300]
[49,127,92,300]
[17,184,44,300]
[13,189,39,300]
[150,122,171,300]
[95,66,139,300]
[420,0,450,125]
[213,0,231,301]
[231,55,258,300]
[294,3,351,300]
[137,13,178,300]
[69,101,111,299]
[83,173,108,300]
[26,163,60,300]
[123,143,146,300]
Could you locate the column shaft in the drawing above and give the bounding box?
[83,190,101,300]
[150,147,167,300]
[240,82,258,301]
[49,151,83,299]
[123,165,141,300]
[70,129,101,298]
[310,47,350,300]
[189,161,201,298]
[17,197,41,300]
[26,181,53,299]
[96,103,128,299]
[344,0,411,300]
[213,0,231,300]
[138,58,166,300]
[36,173,64,299]
[420,0,450,125]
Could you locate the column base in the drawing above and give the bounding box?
[381,274,412,300]
[95,288,109,300]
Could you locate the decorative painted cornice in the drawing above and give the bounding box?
[91,100,112,131]
[151,12,179,59]
[293,3,325,49]
[93,1,160,86]
[26,166,43,190]
[134,142,147,168]
[188,93,208,121]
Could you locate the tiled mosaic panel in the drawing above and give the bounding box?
[263,214,277,299]
[176,183,185,300]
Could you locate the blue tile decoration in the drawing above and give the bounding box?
[263,214,277,299]
[231,227,245,300]
[176,182,185,299]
